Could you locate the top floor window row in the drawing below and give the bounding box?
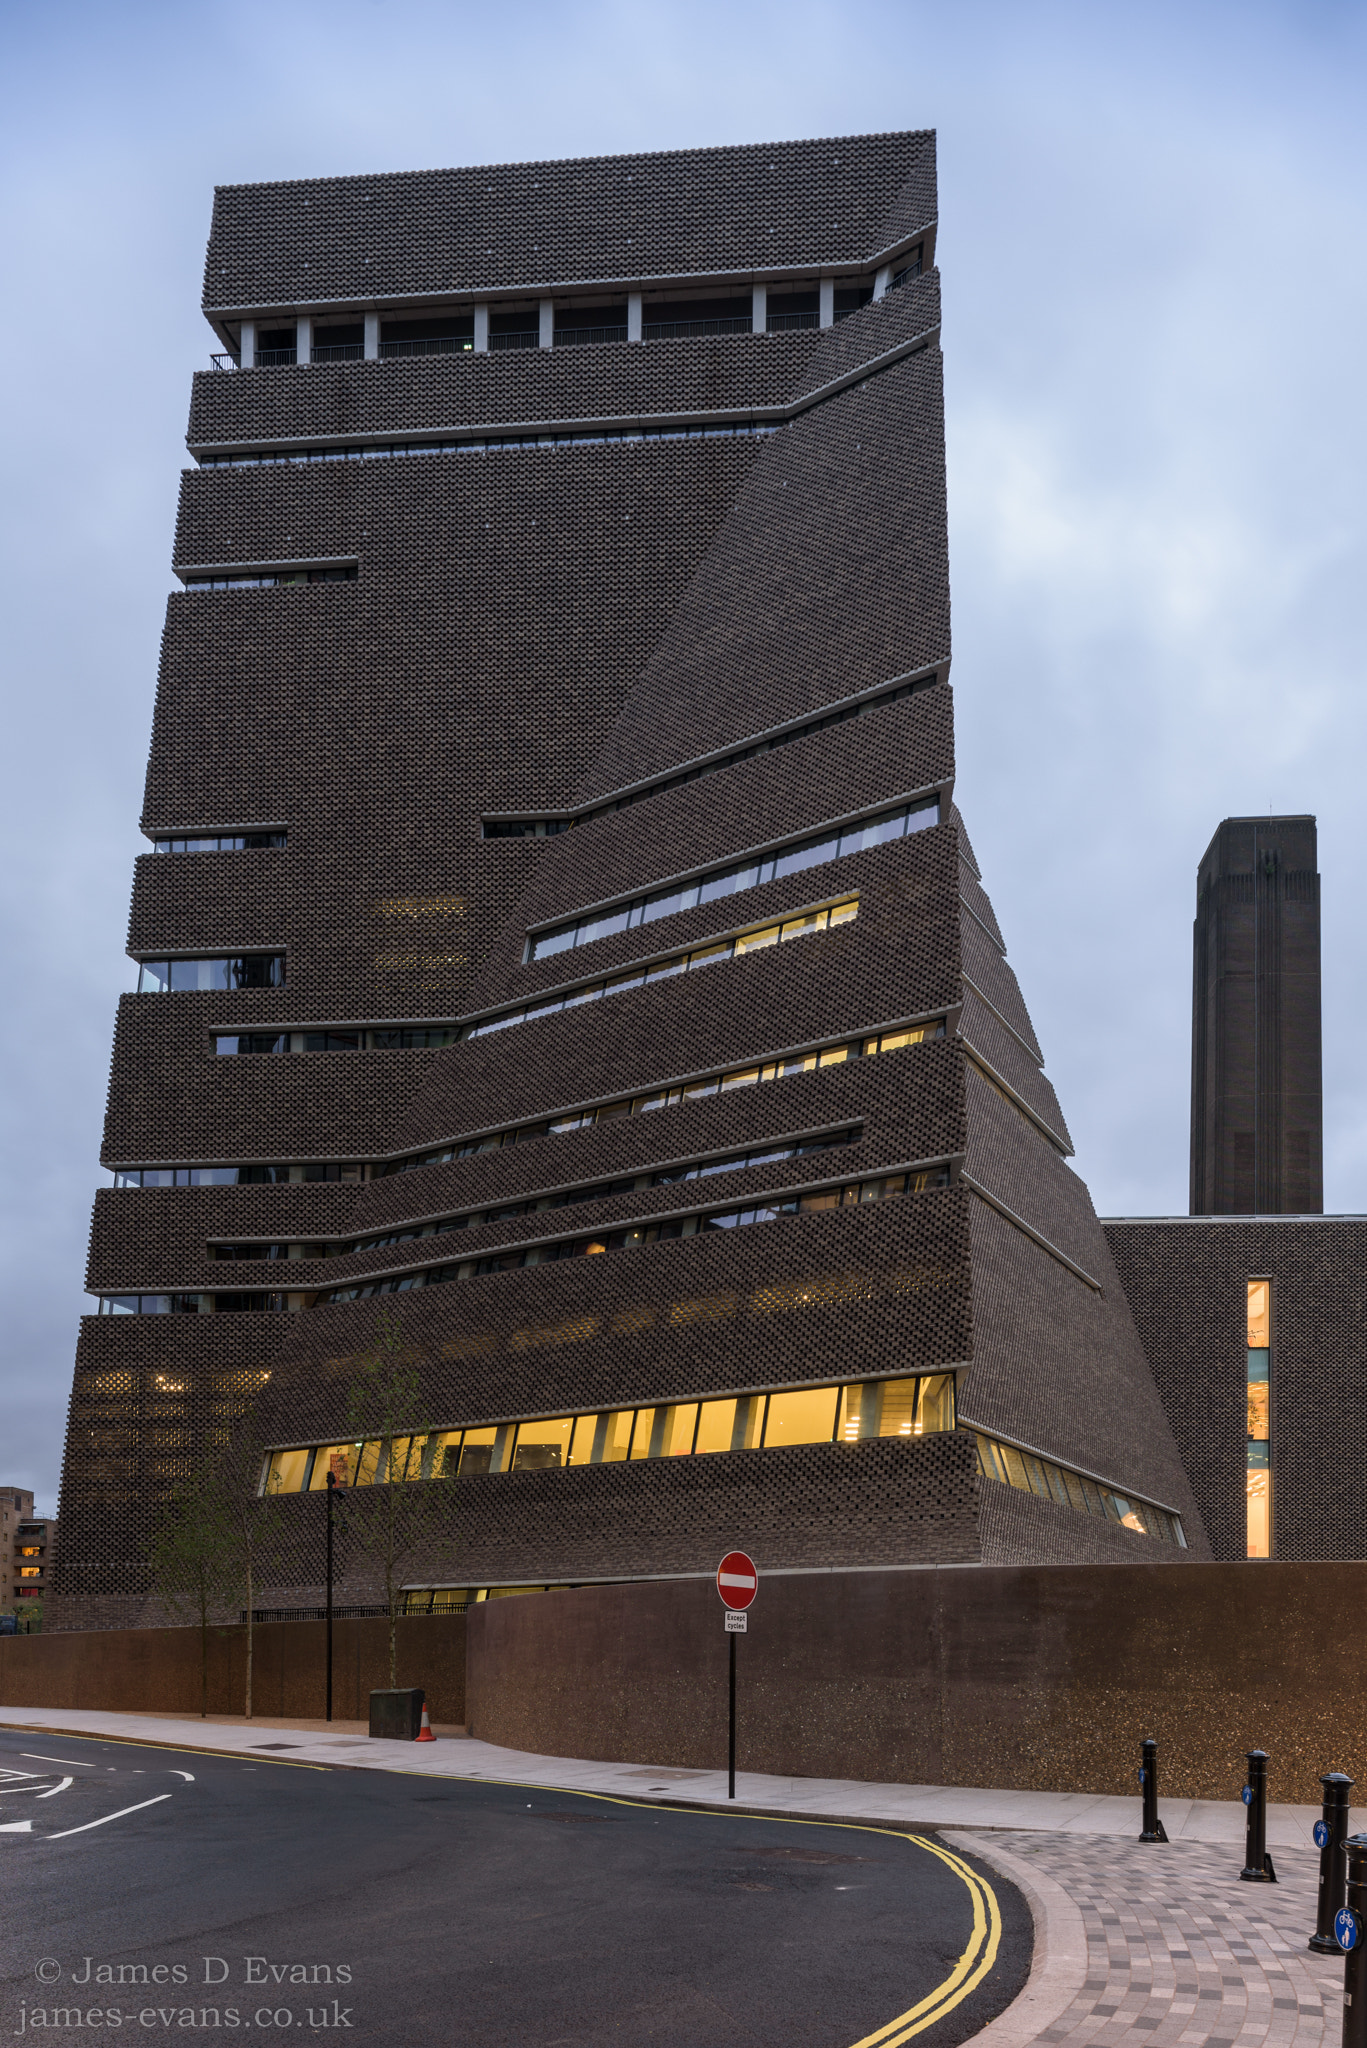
[484,673,939,840]
[212,263,922,371]
[528,798,939,962]
[151,831,286,855]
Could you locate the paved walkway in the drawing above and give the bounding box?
[0,1706,1351,2046]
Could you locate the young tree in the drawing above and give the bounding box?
[215,1417,286,1720]
[147,1467,237,1716]
[338,1312,459,1688]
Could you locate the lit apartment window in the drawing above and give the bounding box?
[1247,1279,1271,1558]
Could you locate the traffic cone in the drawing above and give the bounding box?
[415,1702,436,1742]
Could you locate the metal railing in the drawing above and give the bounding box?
[379,335,473,358]
[488,329,539,351]
[255,345,297,367]
[644,315,750,339]
[312,341,365,363]
[767,311,819,330]
[209,353,239,372]
[554,325,628,347]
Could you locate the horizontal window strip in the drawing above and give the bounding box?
[216,1025,460,1056]
[152,830,286,854]
[319,1163,952,1306]
[529,803,938,962]
[262,1369,959,1495]
[482,671,942,838]
[107,1020,948,1188]
[183,566,357,592]
[197,423,780,470]
[478,899,857,1038]
[95,1159,954,1316]
[137,954,285,994]
[972,1432,1187,1549]
[212,1125,862,1259]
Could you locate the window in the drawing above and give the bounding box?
[471,901,859,1037]
[529,799,938,962]
[261,1370,960,1494]
[136,955,284,993]
[198,425,778,471]
[973,1432,1186,1548]
[214,1024,461,1055]
[1247,1279,1271,1559]
[183,567,357,593]
[152,831,286,854]
[319,1162,950,1306]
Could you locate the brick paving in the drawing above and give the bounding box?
[986,1832,1342,2048]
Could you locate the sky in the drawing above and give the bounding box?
[0,0,1363,1512]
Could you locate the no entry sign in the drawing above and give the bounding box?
[716,1551,758,1611]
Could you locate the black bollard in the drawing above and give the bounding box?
[1311,1774,1356,1954]
[1138,1737,1169,1844]
[1240,1749,1277,1883]
[1340,1834,1367,2045]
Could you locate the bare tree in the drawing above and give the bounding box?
[337,1313,459,1687]
[147,1466,237,1717]
[216,1418,287,1720]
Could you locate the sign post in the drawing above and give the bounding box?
[716,1551,758,1801]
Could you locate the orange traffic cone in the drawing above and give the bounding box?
[416,1702,436,1742]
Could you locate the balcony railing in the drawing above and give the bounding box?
[767,311,819,331]
[256,345,298,367]
[313,341,365,362]
[644,314,751,339]
[379,336,473,358]
[553,325,628,347]
[209,353,239,372]
[488,330,539,351]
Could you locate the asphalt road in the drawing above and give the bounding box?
[0,1727,1031,2046]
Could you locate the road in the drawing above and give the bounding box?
[0,1726,1030,2046]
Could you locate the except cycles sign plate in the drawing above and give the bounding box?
[1315,1820,1332,1850]
[716,1551,758,1612]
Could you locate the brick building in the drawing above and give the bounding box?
[1,1488,56,1617]
[50,132,1210,1632]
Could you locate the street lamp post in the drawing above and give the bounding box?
[325,1471,335,1723]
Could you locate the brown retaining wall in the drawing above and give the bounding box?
[0,1615,465,1725]
[464,1562,1367,1803]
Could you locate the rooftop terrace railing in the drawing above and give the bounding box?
[209,353,239,372]
[488,329,539,351]
[554,324,628,347]
[379,335,473,358]
[767,311,820,331]
[313,340,365,362]
[255,345,297,367]
[644,314,751,339]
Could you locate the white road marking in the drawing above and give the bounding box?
[169,1771,195,1782]
[0,1820,34,1833]
[46,1794,173,1840]
[21,1754,95,1768]
[37,1778,74,1798]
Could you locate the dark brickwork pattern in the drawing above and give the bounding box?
[51,131,1210,1629]
[1106,1217,1367,1563]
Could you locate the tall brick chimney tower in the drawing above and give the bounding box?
[1190,816,1322,1215]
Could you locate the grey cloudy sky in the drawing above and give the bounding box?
[1,0,1363,1512]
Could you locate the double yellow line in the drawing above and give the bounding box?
[848,1832,1003,2047]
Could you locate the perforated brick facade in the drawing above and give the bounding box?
[1105,1217,1367,1563]
[52,132,1208,1631]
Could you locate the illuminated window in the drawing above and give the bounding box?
[1247,1279,1271,1559]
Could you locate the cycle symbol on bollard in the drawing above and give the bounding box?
[1336,1907,1361,1952]
[1316,1820,1332,1850]
[1242,1786,1253,1806]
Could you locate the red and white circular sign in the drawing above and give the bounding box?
[716,1550,759,1611]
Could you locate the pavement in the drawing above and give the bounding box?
[0,1705,1355,2047]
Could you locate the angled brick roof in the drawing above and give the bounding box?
[202,130,936,313]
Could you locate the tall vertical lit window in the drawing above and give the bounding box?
[1246,1279,1271,1558]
